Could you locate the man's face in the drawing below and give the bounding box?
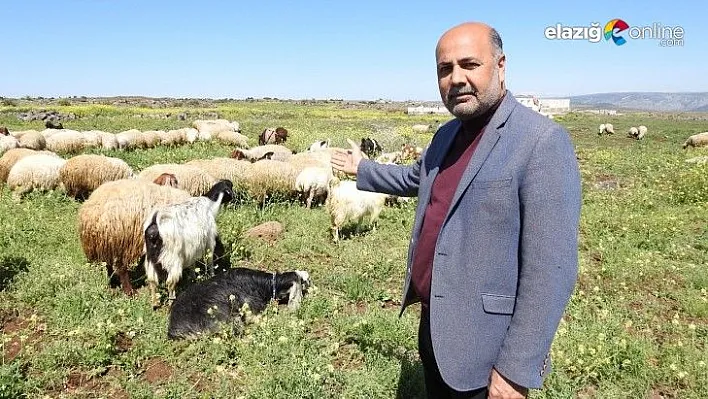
[436,28,505,120]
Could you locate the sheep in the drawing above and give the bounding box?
[167,267,310,340]
[326,178,389,243]
[45,129,85,153]
[59,154,134,200]
[683,132,708,149]
[412,124,433,133]
[0,135,19,156]
[598,123,614,135]
[307,140,330,152]
[143,180,235,308]
[1,149,43,183]
[80,131,102,149]
[637,125,648,140]
[154,173,179,188]
[15,131,46,150]
[295,166,333,208]
[627,126,639,138]
[186,157,253,186]
[258,127,288,145]
[78,179,191,294]
[192,119,240,141]
[140,131,161,149]
[360,138,382,158]
[242,160,300,204]
[116,129,144,150]
[230,145,293,162]
[0,127,9,135]
[214,130,249,147]
[7,153,66,197]
[138,164,218,196]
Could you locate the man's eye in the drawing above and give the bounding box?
[463,63,480,69]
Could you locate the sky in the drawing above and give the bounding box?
[1,1,706,101]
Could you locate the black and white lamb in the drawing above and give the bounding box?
[143,179,235,308]
[167,267,310,340]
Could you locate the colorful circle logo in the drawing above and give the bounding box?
[604,19,629,45]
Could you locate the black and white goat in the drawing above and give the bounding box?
[167,267,310,340]
[143,180,235,308]
[360,137,382,158]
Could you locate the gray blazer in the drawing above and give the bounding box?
[356,91,581,391]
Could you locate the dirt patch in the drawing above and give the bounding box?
[113,331,133,353]
[332,343,364,371]
[649,386,679,399]
[576,384,597,398]
[65,371,105,392]
[244,221,284,245]
[143,357,174,385]
[1,310,44,362]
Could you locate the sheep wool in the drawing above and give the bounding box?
[0,135,19,156]
[77,179,191,294]
[138,163,218,196]
[60,154,135,200]
[683,132,708,149]
[7,153,66,197]
[295,166,333,208]
[326,178,388,242]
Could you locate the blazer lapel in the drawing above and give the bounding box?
[443,92,518,224]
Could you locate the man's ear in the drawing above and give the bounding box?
[497,54,506,89]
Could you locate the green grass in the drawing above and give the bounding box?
[1,103,707,398]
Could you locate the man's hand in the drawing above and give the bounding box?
[488,368,528,399]
[330,138,363,176]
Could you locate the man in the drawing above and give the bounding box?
[331,22,581,399]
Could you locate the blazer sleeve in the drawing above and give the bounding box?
[355,151,424,197]
[493,125,581,389]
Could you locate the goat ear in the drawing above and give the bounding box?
[287,282,303,309]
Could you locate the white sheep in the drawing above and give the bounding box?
[412,124,433,133]
[143,180,235,307]
[326,178,388,243]
[683,132,708,149]
[17,131,46,150]
[307,140,330,152]
[138,164,218,196]
[7,153,66,197]
[598,124,606,135]
[45,130,85,153]
[295,166,333,208]
[0,135,19,155]
[627,126,639,138]
[637,125,648,140]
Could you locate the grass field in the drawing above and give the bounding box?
[0,101,706,398]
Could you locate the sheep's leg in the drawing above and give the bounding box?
[287,282,304,310]
[117,266,134,296]
[166,266,183,305]
[144,259,160,309]
[306,190,314,209]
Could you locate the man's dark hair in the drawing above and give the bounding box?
[490,28,503,58]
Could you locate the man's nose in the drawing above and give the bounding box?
[450,65,466,86]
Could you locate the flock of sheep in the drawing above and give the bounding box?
[597,122,708,150]
[0,119,423,335]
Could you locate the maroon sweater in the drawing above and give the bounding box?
[410,114,495,310]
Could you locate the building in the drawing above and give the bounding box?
[515,94,570,116]
[406,105,451,115]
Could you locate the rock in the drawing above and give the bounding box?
[244,221,284,245]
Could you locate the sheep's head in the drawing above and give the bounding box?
[274,127,288,143]
[230,149,246,160]
[275,270,311,309]
[205,179,235,205]
[0,127,9,136]
[153,173,179,188]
